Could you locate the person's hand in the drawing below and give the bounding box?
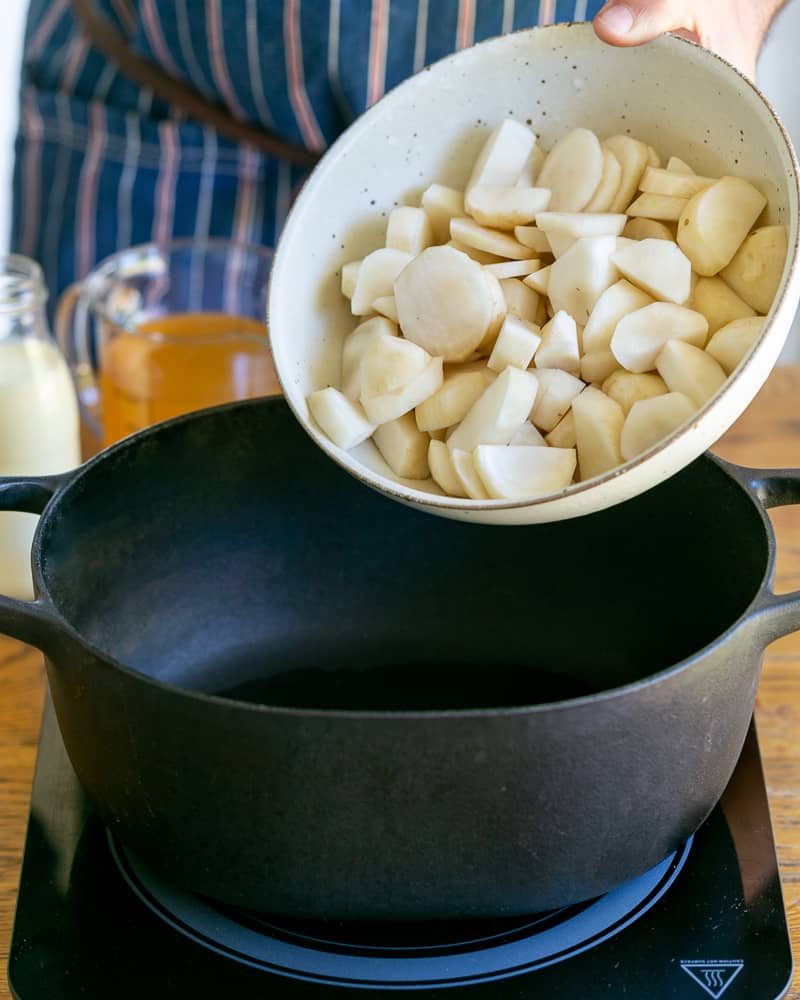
[593,0,786,80]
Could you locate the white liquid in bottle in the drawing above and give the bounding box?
[0,260,80,600]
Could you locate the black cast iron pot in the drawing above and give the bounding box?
[1,397,798,920]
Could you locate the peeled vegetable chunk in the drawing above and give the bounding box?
[626,193,687,222]
[447,240,504,265]
[466,185,551,229]
[572,388,624,480]
[484,258,542,279]
[341,260,361,299]
[622,218,674,242]
[639,167,715,198]
[500,278,540,324]
[308,387,375,449]
[395,245,505,362]
[386,206,434,256]
[530,369,585,432]
[602,370,668,415]
[488,315,541,372]
[603,135,649,213]
[655,340,727,407]
[351,248,413,315]
[516,145,546,187]
[580,350,618,384]
[548,236,619,325]
[647,146,661,168]
[362,358,444,425]
[415,366,492,431]
[535,311,580,375]
[721,225,787,314]
[360,332,431,400]
[537,128,604,212]
[677,177,768,276]
[545,410,576,448]
[428,439,466,496]
[341,316,399,400]
[611,303,708,372]
[535,212,627,240]
[582,279,653,354]
[467,120,537,194]
[524,264,551,295]
[620,392,697,461]
[450,217,534,260]
[667,156,695,175]
[373,295,399,323]
[612,239,691,305]
[451,449,490,499]
[510,421,547,446]
[691,276,755,334]
[705,317,765,374]
[373,412,430,479]
[474,445,576,499]
[584,149,622,213]
[447,366,538,453]
[421,185,465,243]
[514,226,552,254]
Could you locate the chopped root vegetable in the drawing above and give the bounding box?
[373,413,431,479]
[428,439,466,496]
[536,128,603,212]
[308,387,375,449]
[394,245,505,361]
[474,445,576,499]
[421,185,466,243]
[447,366,539,453]
[677,177,768,276]
[386,206,434,256]
[451,449,490,499]
[705,317,765,374]
[620,392,697,461]
[315,119,785,497]
[466,185,551,229]
[611,303,708,373]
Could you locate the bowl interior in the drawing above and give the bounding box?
[269,23,798,511]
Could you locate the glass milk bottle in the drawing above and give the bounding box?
[0,256,80,599]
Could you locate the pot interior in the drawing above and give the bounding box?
[40,399,769,710]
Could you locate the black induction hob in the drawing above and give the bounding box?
[7,696,794,998]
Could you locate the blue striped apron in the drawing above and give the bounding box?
[12,0,604,307]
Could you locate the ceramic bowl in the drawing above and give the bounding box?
[268,22,800,524]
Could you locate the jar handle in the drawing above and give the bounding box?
[55,282,103,443]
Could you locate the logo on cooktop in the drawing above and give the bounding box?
[680,960,744,998]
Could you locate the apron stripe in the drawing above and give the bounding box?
[245,0,276,126]
[502,0,516,33]
[19,91,44,259]
[538,0,556,25]
[573,0,588,19]
[116,110,141,253]
[43,94,73,289]
[176,0,214,97]
[207,0,249,121]
[284,0,326,150]
[61,35,90,92]
[413,0,429,71]
[367,0,390,105]
[328,0,353,124]
[27,0,69,62]
[456,0,475,50]
[153,122,180,247]
[75,102,107,277]
[141,0,183,80]
[275,159,292,235]
[109,0,136,34]
[226,146,260,313]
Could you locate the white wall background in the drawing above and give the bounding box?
[0,0,797,349]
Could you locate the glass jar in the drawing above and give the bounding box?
[0,256,80,599]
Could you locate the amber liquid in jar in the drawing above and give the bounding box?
[100,312,279,445]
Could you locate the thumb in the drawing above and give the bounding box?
[593,0,696,47]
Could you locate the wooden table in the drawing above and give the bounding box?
[2,369,800,998]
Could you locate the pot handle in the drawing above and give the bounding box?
[726,463,800,644]
[0,473,74,655]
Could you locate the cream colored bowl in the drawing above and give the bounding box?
[268,23,800,524]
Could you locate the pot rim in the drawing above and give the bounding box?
[30,396,776,720]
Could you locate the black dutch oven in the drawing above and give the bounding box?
[1,397,797,919]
